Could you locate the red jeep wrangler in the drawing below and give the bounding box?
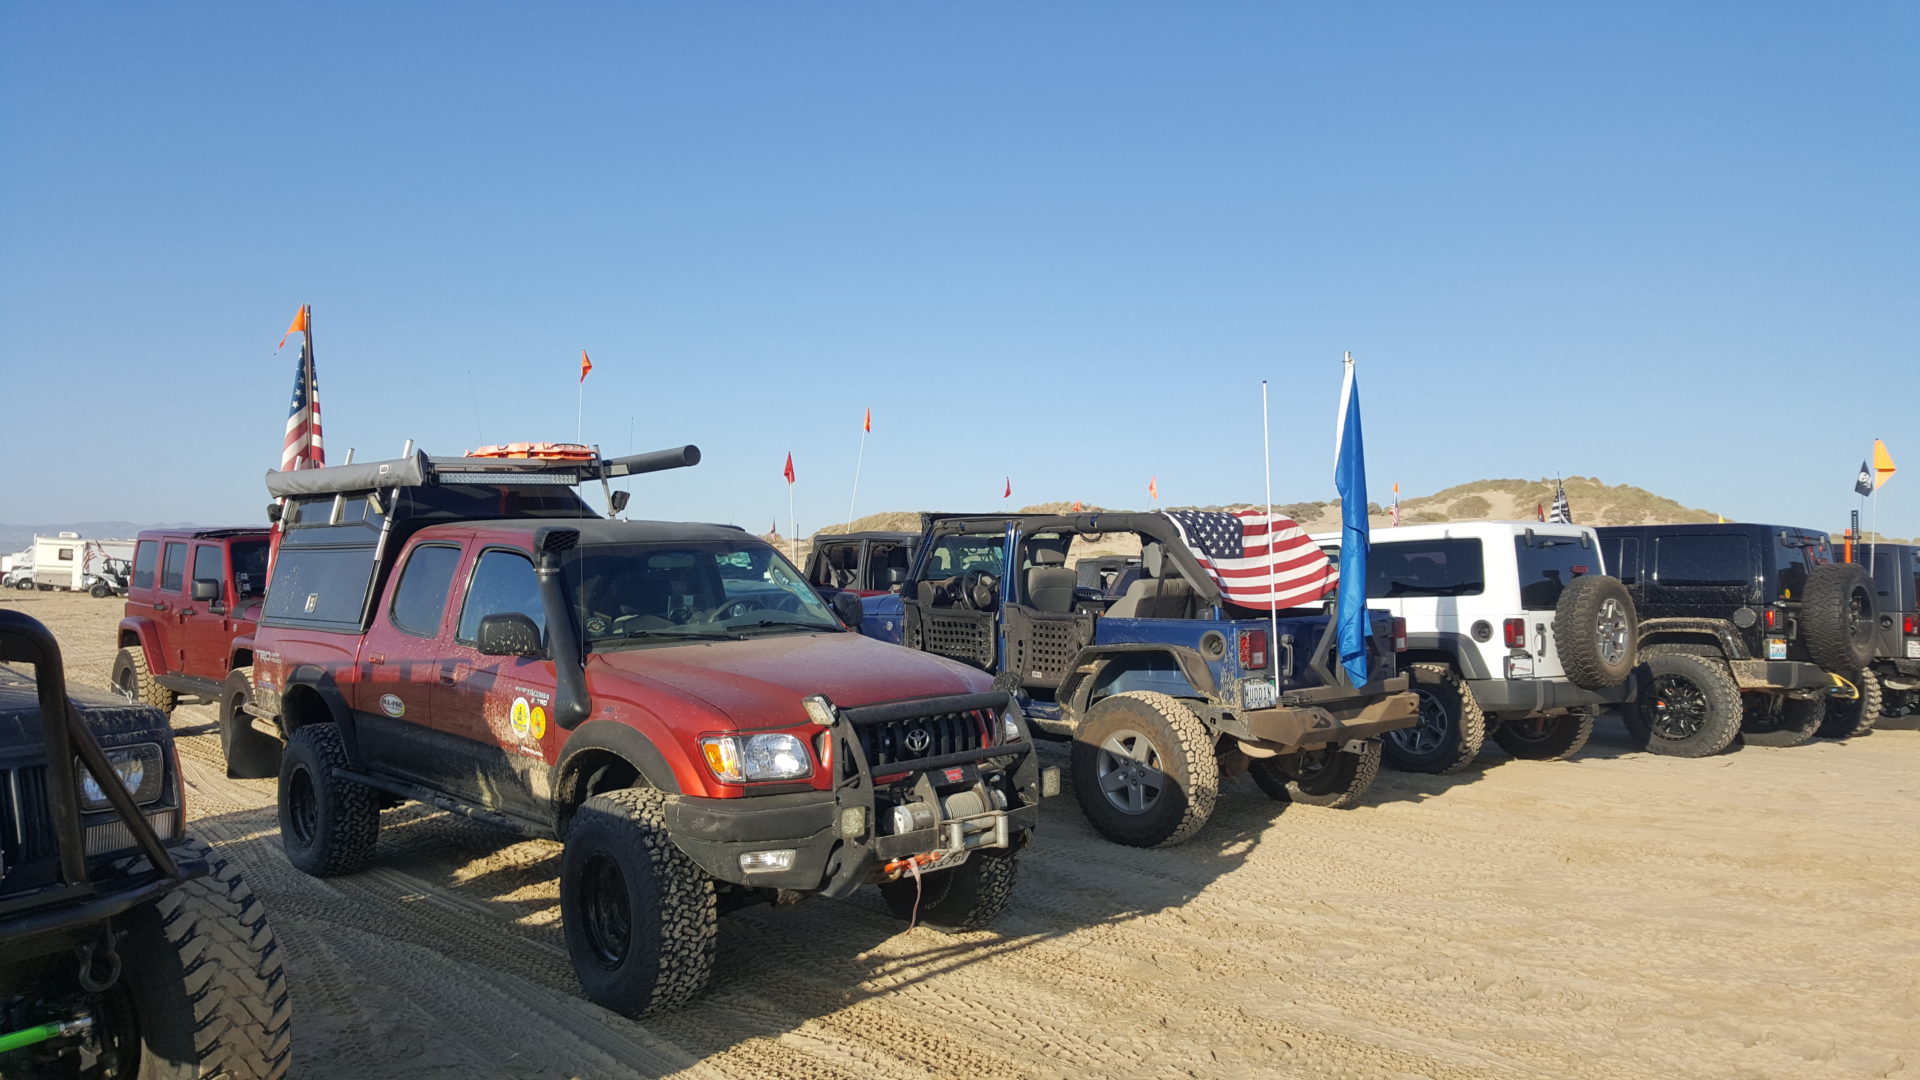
[247,444,1051,1015]
[113,528,280,776]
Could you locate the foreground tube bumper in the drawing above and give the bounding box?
[1237,674,1418,752]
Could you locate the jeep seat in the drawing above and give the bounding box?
[1104,542,1196,619]
[1026,549,1077,614]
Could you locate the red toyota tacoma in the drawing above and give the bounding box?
[246,444,1051,1015]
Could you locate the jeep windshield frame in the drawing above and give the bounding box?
[564,539,844,651]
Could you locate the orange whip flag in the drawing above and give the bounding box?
[277,303,310,350]
[1003,477,1011,499]
[784,452,796,485]
[1148,477,1159,501]
[579,349,593,383]
[1873,439,1897,489]
[864,407,872,433]
[1071,499,1083,512]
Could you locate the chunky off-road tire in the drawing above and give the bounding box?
[218,666,283,780]
[1247,739,1382,807]
[1739,692,1825,748]
[560,787,718,1016]
[879,848,1019,932]
[1069,691,1219,848]
[1625,649,1741,757]
[1553,575,1637,690]
[1382,663,1485,774]
[112,646,175,715]
[277,724,379,877]
[1818,667,1882,739]
[113,837,294,1079]
[90,580,112,598]
[1801,563,1876,672]
[1491,710,1595,760]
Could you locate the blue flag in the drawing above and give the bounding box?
[1334,354,1369,687]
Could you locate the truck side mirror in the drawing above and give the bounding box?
[191,579,221,603]
[477,613,545,657]
[885,567,907,587]
[830,591,864,630]
[609,489,631,516]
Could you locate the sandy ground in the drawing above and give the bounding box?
[6,588,1918,1080]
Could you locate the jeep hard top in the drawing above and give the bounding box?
[247,443,1049,1015]
[804,530,919,598]
[861,511,1417,848]
[1597,522,1877,754]
[1856,542,1920,719]
[112,528,273,775]
[0,610,289,1078]
[1313,521,1641,774]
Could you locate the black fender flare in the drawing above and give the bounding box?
[1401,632,1493,680]
[556,719,684,796]
[116,617,166,673]
[279,664,360,760]
[1057,643,1217,720]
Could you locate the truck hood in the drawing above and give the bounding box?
[587,630,990,726]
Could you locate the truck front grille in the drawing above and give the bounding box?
[4,764,58,866]
[857,708,994,769]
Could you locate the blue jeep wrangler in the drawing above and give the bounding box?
[860,512,1418,847]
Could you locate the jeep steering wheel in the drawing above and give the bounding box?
[960,569,999,611]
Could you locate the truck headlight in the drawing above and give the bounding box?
[1000,702,1024,744]
[700,733,813,783]
[77,744,166,811]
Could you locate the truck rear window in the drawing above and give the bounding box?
[1513,536,1595,610]
[1367,539,1484,598]
[1654,534,1749,587]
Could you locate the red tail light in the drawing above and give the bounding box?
[1906,614,1917,636]
[1503,618,1526,649]
[1391,617,1407,652]
[1240,628,1269,669]
[1763,608,1782,631]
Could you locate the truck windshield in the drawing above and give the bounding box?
[1513,535,1596,610]
[567,541,843,648]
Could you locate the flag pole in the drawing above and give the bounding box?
[789,482,797,565]
[847,426,868,530]
[576,380,584,442]
[1262,380,1280,692]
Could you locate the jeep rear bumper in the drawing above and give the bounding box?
[1873,658,1920,690]
[1727,660,1830,692]
[1467,676,1633,715]
[1235,675,1418,752]
[662,691,1045,899]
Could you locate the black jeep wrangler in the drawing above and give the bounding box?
[1597,524,1877,755]
[1858,543,1920,721]
[0,610,290,1078]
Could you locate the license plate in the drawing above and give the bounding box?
[1907,641,1920,659]
[1767,638,1788,660]
[920,849,970,873]
[1507,655,1534,679]
[1243,680,1277,710]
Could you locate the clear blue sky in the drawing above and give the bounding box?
[3,3,1915,538]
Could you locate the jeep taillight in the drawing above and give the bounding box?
[1906,614,1917,636]
[1240,628,1268,670]
[1391,617,1407,652]
[1503,618,1526,649]
[1763,608,1782,631]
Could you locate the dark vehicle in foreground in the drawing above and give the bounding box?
[0,610,289,1078]
[1858,543,1920,719]
[862,511,1417,848]
[111,528,277,778]
[1597,523,1877,755]
[248,444,1050,1016]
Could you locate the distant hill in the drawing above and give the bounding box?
[0,521,205,555]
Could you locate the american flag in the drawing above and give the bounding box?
[1164,510,1340,610]
[280,306,324,471]
[1549,478,1571,524]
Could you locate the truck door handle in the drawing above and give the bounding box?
[152,602,169,612]
[439,670,456,685]
[368,653,386,666]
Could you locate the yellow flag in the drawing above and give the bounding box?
[1872,439,1896,489]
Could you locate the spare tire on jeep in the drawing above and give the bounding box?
[1800,563,1876,672]
[1553,574,1637,690]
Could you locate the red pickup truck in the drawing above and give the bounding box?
[247,444,1051,1015]
[112,527,281,777]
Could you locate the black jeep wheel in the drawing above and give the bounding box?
[1818,667,1882,739]
[1801,563,1877,672]
[277,724,379,876]
[1490,710,1594,760]
[218,666,283,779]
[1382,663,1486,774]
[1553,576,1638,690]
[1739,692,1824,748]
[90,580,112,599]
[560,787,717,1016]
[111,646,175,715]
[878,848,1019,932]
[1625,650,1741,756]
[1069,691,1218,848]
[101,838,294,1079]
[1248,739,1382,807]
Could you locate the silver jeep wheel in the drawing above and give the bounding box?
[1094,728,1168,814]
[1596,597,1630,667]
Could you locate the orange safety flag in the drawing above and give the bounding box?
[1071,499,1083,512]
[277,303,310,349]
[1003,477,1011,499]
[1873,439,1897,489]
[1148,477,1159,501]
[579,349,593,383]
[784,452,796,485]
[864,407,872,433]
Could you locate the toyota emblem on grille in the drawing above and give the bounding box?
[904,727,932,753]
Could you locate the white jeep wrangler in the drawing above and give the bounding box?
[1315,521,1639,773]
